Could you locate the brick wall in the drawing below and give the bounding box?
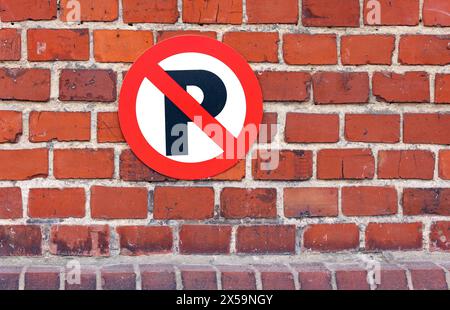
[0,0,449,290]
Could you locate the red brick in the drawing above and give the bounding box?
[25,267,59,290]
[123,0,178,23]
[91,186,148,219]
[179,225,231,254]
[29,112,90,142]
[303,0,360,27]
[0,0,57,22]
[257,71,311,102]
[373,72,430,103]
[220,188,277,219]
[406,263,448,290]
[399,35,450,65]
[0,225,41,256]
[154,187,214,220]
[430,222,450,251]
[28,188,85,218]
[317,149,375,180]
[345,114,400,143]
[435,74,450,104]
[101,265,136,290]
[0,149,48,180]
[253,150,313,181]
[236,225,296,254]
[376,264,408,290]
[313,72,369,104]
[97,112,125,143]
[303,224,359,252]
[247,0,298,24]
[0,111,22,143]
[363,0,419,26]
[117,226,172,255]
[0,188,22,219]
[404,113,450,145]
[294,263,332,290]
[283,34,337,65]
[157,30,217,42]
[0,267,21,290]
[258,112,278,143]
[284,188,338,218]
[208,160,246,181]
[403,188,450,216]
[65,267,97,290]
[440,150,450,179]
[0,29,21,60]
[333,265,369,290]
[0,68,50,102]
[27,29,89,61]
[341,35,395,65]
[423,0,450,26]
[50,225,109,256]
[59,69,117,102]
[378,150,435,180]
[180,266,217,290]
[342,187,397,216]
[223,32,279,63]
[285,113,339,143]
[94,30,153,63]
[219,266,256,290]
[183,0,242,24]
[140,265,176,290]
[366,223,423,250]
[60,0,118,21]
[54,149,114,179]
[120,149,169,182]
[257,265,295,290]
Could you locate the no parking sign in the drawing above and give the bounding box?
[119,36,263,180]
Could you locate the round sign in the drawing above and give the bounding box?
[119,35,263,180]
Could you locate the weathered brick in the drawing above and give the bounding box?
[97,112,125,143]
[28,188,86,218]
[59,69,117,102]
[29,112,90,142]
[366,223,423,250]
[378,150,435,180]
[53,149,114,179]
[50,225,109,256]
[247,0,298,24]
[284,188,338,218]
[140,265,176,290]
[183,0,242,24]
[0,187,22,219]
[179,225,231,254]
[373,72,430,103]
[285,113,339,143]
[180,265,217,290]
[60,0,118,21]
[435,74,450,104]
[345,114,400,143]
[406,262,448,290]
[0,29,21,60]
[0,68,50,102]
[27,29,89,61]
[430,222,450,251]
[0,225,41,256]
[341,35,395,65]
[123,0,178,23]
[0,267,21,290]
[257,265,295,290]
[154,187,214,220]
[219,266,256,290]
[423,0,450,26]
[313,72,369,104]
[283,34,337,65]
[403,188,450,216]
[303,224,360,252]
[257,71,311,102]
[223,32,279,63]
[333,265,369,290]
[0,111,22,143]
[120,149,169,182]
[303,0,360,27]
[342,187,397,216]
[91,186,148,219]
[317,149,375,180]
[117,226,172,255]
[253,150,313,180]
[0,0,57,22]
[0,149,48,180]
[94,30,153,63]
[404,113,450,145]
[440,150,450,179]
[101,265,136,290]
[293,263,332,290]
[363,0,419,25]
[220,188,277,219]
[236,225,296,254]
[399,35,450,65]
[25,267,60,290]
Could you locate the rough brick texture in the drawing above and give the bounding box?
[0,0,449,291]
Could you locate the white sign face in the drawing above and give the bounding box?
[136,52,247,163]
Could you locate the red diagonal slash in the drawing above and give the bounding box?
[145,62,238,158]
